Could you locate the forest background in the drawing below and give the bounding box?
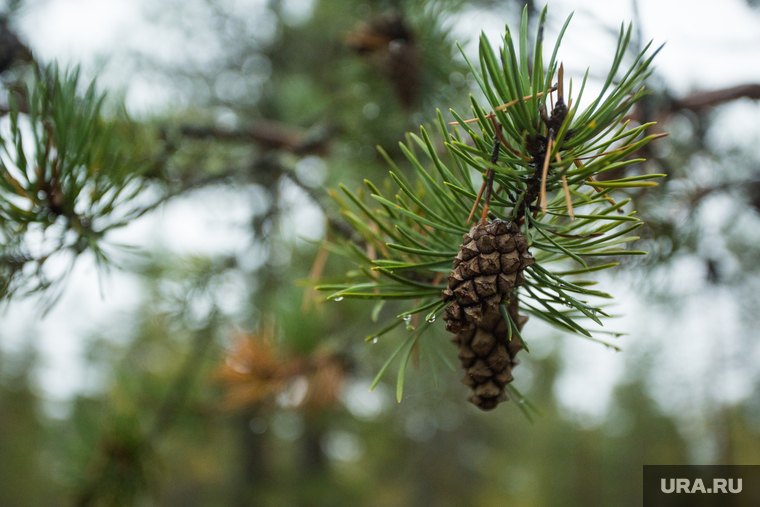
[1,0,760,505]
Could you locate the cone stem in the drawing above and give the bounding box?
[480,119,503,223]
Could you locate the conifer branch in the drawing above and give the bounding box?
[313,6,666,408]
[0,65,164,307]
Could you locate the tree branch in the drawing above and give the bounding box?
[179,121,336,156]
[671,84,760,113]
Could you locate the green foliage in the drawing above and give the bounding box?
[318,7,665,399]
[1,1,758,505]
[0,65,161,307]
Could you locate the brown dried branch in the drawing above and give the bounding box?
[179,121,335,156]
[671,84,760,113]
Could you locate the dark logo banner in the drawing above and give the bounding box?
[644,465,760,506]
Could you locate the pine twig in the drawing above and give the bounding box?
[539,137,554,214]
[448,86,558,125]
[557,152,575,219]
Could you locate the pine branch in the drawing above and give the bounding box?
[0,65,164,307]
[671,84,760,113]
[315,6,665,408]
[178,120,336,155]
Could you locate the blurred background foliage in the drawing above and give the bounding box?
[0,0,759,506]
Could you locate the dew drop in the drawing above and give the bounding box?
[372,338,378,344]
[334,297,344,301]
[403,315,412,322]
[427,315,436,323]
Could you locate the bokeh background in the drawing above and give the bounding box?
[1,0,760,505]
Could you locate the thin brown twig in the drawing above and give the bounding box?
[480,119,503,223]
[469,122,504,224]
[467,181,486,224]
[494,86,557,113]
[448,86,558,125]
[556,151,574,219]
[481,177,494,223]
[561,174,574,219]
[503,143,528,159]
[539,138,554,214]
[491,116,509,147]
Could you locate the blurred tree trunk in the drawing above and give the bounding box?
[235,413,268,507]
[296,417,328,507]
[300,420,326,473]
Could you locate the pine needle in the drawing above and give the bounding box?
[540,138,554,214]
[574,158,617,207]
[576,133,670,160]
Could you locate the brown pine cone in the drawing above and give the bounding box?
[442,219,533,410]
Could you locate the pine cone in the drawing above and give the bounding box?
[442,219,533,410]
